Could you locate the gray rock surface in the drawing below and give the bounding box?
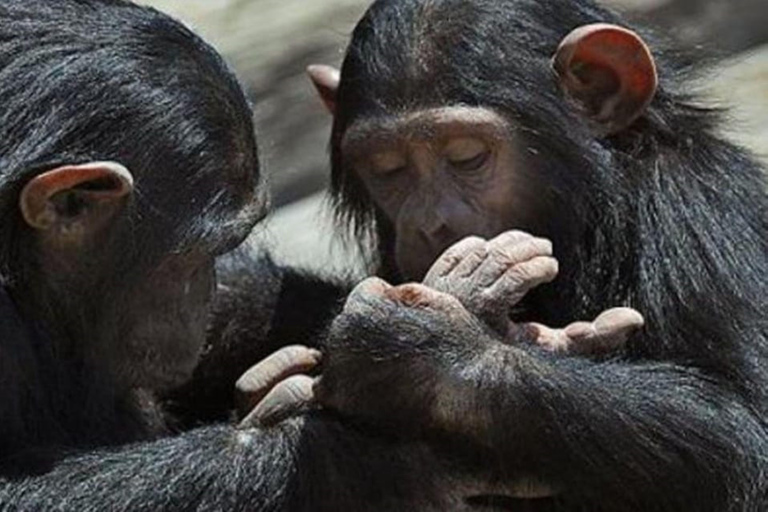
[141,0,369,207]
[707,45,768,160]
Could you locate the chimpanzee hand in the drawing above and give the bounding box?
[423,230,557,335]
[235,346,321,428]
[424,231,643,356]
[314,277,495,433]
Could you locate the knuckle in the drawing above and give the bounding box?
[444,236,485,257]
[358,276,388,292]
[497,229,533,240]
[510,258,552,284]
[279,345,307,361]
[273,348,297,368]
[466,245,489,262]
[278,376,314,402]
[462,236,486,247]
[509,265,533,285]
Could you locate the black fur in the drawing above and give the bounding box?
[319,0,768,510]
[166,252,348,427]
[0,1,452,510]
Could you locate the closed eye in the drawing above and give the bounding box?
[449,150,490,172]
[369,150,407,176]
[445,137,491,173]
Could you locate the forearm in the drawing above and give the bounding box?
[2,425,291,511]
[452,344,768,510]
[2,415,452,512]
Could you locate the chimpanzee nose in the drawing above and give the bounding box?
[422,220,456,252]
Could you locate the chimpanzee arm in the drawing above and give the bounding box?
[451,349,765,510]
[318,281,768,511]
[0,415,456,512]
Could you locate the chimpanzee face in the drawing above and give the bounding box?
[342,106,545,280]
[312,17,658,281]
[114,175,265,391]
[0,0,266,393]
[17,152,265,391]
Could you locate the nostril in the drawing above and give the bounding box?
[421,221,455,249]
[432,223,454,243]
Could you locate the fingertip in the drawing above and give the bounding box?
[563,321,595,339]
[595,307,645,330]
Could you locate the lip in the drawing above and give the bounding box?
[463,477,561,509]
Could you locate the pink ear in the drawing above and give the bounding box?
[552,23,658,135]
[307,64,340,114]
[20,161,134,230]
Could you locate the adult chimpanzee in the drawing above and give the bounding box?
[302,0,768,510]
[0,1,500,510]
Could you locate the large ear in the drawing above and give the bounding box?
[307,64,340,115]
[20,161,134,242]
[552,23,658,135]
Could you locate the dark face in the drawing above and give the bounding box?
[116,176,264,391]
[343,106,546,280]
[325,0,658,282]
[21,155,264,392]
[1,0,266,392]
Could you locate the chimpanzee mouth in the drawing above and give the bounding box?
[465,494,557,510]
[464,478,561,510]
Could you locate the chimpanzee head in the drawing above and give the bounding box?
[311,0,669,283]
[0,0,265,391]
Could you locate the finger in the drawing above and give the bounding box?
[238,375,316,428]
[235,345,322,414]
[350,276,393,297]
[475,234,553,288]
[343,277,394,314]
[487,256,559,306]
[563,308,644,344]
[591,307,645,337]
[563,308,644,354]
[423,236,486,284]
[386,283,467,315]
[525,322,571,352]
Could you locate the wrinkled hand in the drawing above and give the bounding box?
[424,231,643,356]
[314,277,495,432]
[423,231,558,336]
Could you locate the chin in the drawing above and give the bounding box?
[150,365,197,392]
[118,333,205,392]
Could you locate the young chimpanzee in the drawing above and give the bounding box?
[301,0,768,510]
[0,1,490,510]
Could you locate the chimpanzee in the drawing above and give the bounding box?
[0,1,498,510]
[300,0,768,510]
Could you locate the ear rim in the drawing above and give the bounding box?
[307,64,340,115]
[552,23,658,136]
[20,161,134,231]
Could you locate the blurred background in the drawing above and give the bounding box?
[141,0,768,275]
